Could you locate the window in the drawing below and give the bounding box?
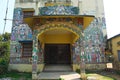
[23,11,34,18]
[118,50,120,61]
[19,0,33,3]
[21,42,32,57]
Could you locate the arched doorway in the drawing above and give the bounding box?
[32,22,81,73]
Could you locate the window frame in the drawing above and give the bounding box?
[118,50,120,61]
[19,41,33,57]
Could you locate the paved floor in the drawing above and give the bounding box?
[39,65,80,80]
[38,72,80,80]
[43,65,72,72]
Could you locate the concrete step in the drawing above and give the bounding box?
[43,65,72,72]
[38,72,81,80]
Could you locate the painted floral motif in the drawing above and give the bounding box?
[39,5,79,15]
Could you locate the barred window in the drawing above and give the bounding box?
[21,42,32,57]
[118,50,120,61]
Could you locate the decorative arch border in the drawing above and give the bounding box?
[34,22,81,38]
[32,22,82,79]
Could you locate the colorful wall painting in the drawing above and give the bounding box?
[39,5,79,15]
[10,8,33,64]
[10,41,22,57]
[11,24,33,41]
[13,8,23,26]
[82,17,107,63]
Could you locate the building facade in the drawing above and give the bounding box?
[9,0,107,78]
[106,34,120,70]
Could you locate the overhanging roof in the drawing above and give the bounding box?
[23,15,94,30]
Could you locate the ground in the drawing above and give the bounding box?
[0,70,119,80]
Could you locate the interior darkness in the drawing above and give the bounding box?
[44,44,71,64]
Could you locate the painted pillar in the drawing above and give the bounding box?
[32,31,38,79]
[79,35,87,80]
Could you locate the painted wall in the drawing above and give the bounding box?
[111,36,120,61]
[15,0,104,16]
[43,34,72,44]
[11,0,107,73]
[9,64,44,72]
[10,8,33,65]
[72,63,106,71]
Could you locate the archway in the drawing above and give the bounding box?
[32,22,81,78]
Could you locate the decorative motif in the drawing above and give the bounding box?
[10,41,22,57]
[10,57,32,64]
[39,5,79,15]
[11,24,33,41]
[35,22,80,36]
[82,17,107,63]
[13,8,23,26]
[73,41,81,64]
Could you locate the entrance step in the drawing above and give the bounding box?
[43,65,72,72]
[38,72,81,80]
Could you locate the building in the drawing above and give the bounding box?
[106,34,120,70]
[9,0,107,79]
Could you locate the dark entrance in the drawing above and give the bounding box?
[44,44,71,64]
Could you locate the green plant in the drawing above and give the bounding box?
[59,78,64,80]
[115,70,120,75]
[0,41,10,74]
[75,69,80,74]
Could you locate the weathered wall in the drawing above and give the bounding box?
[111,36,120,61]
[9,64,44,72]
[72,63,106,71]
[111,36,120,70]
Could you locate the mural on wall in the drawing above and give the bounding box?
[13,8,23,26]
[73,41,81,64]
[82,17,107,63]
[10,8,33,64]
[11,24,32,41]
[38,41,44,63]
[72,16,107,63]
[10,41,22,57]
[39,5,79,15]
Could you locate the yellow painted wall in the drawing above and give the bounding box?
[44,34,72,44]
[72,64,106,71]
[9,64,44,72]
[72,64,80,71]
[83,16,94,29]
[111,36,120,61]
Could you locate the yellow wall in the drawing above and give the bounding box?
[9,64,44,72]
[38,32,78,44]
[72,64,106,71]
[44,34,72,44]
[111,36,120,61]
[83,16,94,29]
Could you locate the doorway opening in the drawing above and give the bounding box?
[44,44,71,65]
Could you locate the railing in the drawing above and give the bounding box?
[45,1,72,6]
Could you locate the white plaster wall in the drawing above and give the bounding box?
[15,0,105,16]
[81,0,104,16]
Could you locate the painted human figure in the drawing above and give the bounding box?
[19,25,27,40]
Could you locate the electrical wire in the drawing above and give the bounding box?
[3,0,9,34]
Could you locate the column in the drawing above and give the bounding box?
[79,33,87,80]
[32,35,38,79]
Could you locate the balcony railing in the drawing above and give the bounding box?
[45,1,72,7]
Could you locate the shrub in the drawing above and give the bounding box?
[0,41,10,74]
